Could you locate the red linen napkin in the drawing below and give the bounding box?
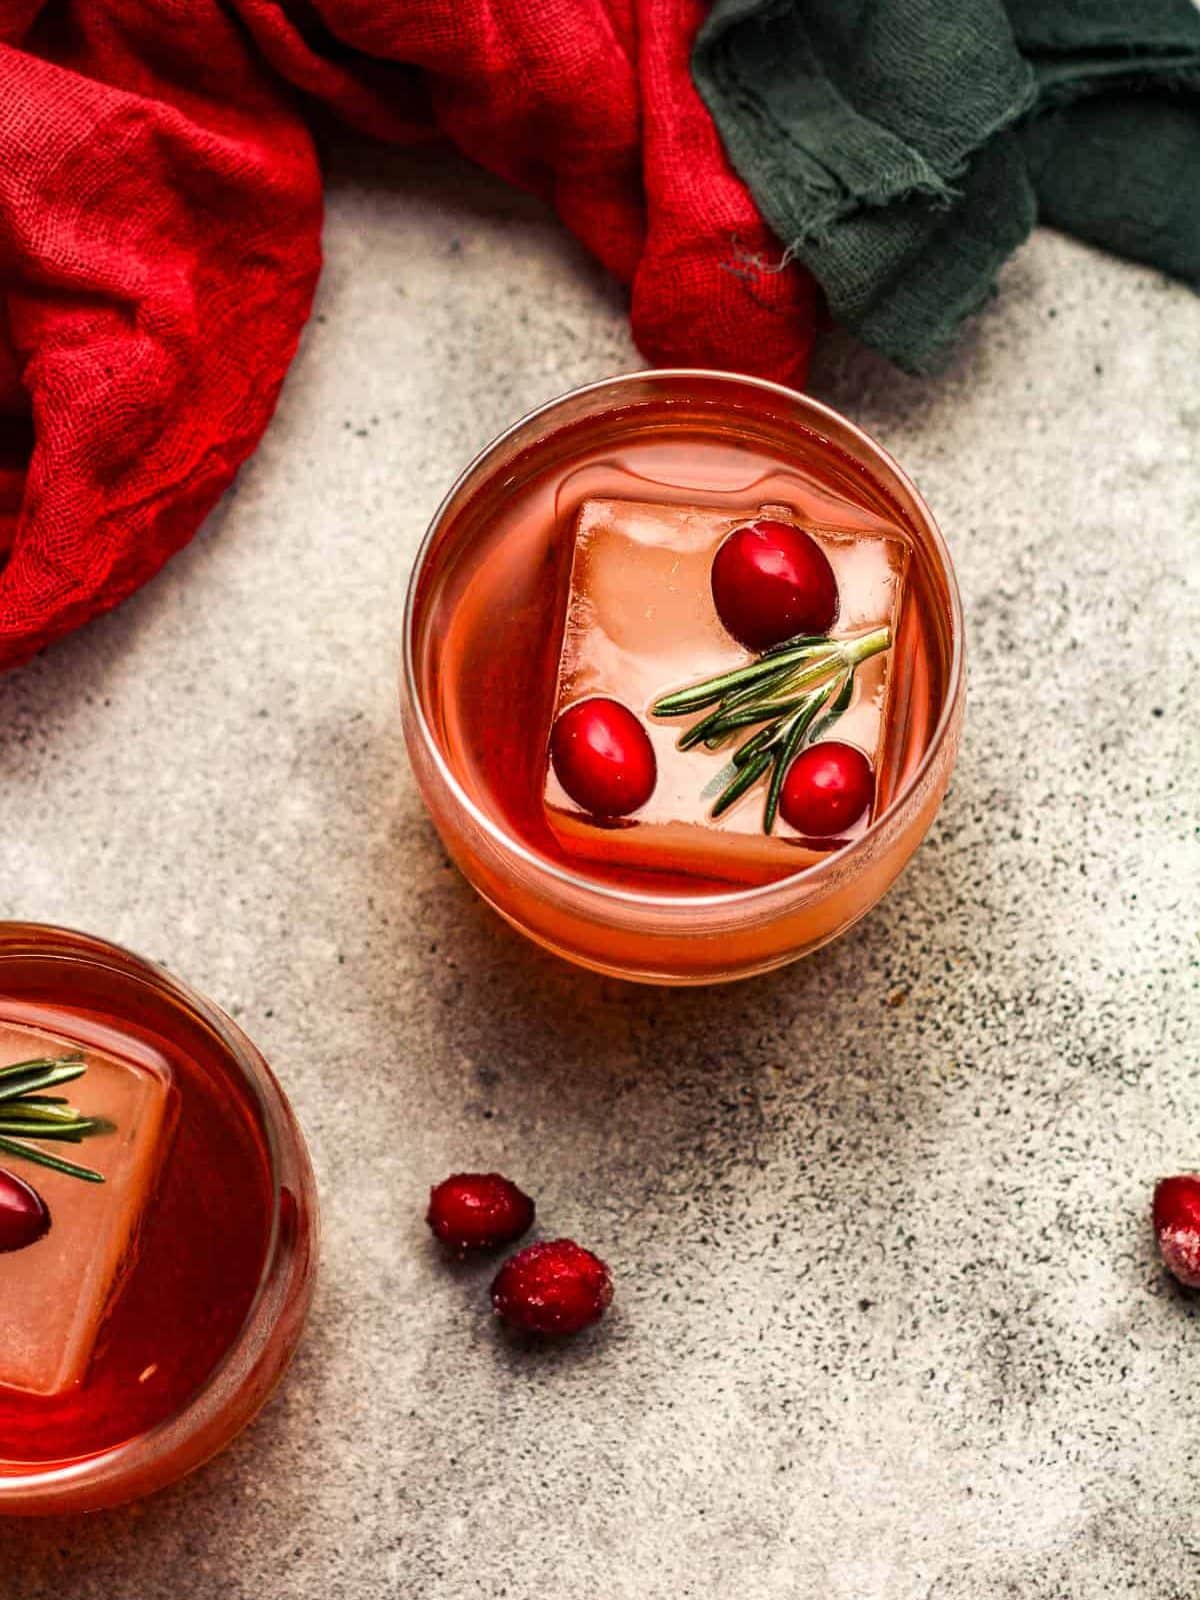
[0,2,819,670]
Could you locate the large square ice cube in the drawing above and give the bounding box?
[545,498,909,884]
[0,1019,176,1397]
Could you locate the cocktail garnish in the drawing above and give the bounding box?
[0,1053,111,1184]
[651,625,891,834]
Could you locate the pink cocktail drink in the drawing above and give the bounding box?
[404,372,964,983]
[0,926,317,1515]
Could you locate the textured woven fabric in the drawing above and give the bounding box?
[0,1,820,669]
[1014,0,1200,286]
[694,0,1200,371]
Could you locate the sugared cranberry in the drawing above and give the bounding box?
[711,519,838,650]
[427,1172,535,1254]
[779,741,874,838]
[0,1168,50,1254]
[491,1238,613,1335]
[550,697,656,818]
[1153,1175,1200,1287]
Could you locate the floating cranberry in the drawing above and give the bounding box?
[779,742,874,838]
[711,519,838,650]
[550,697,656,818]
[0,1168,50,1254]
[426,1172,535,1254]
[1153,1175,1200,1287]
[491,1238,613,1335]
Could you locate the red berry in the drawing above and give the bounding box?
[779,741,874,838]
[1153,1175,1200,1287]
[0,1168,50,1254]
[550,697,656,818]
[427,1173,535,1253]
[711,519,838,651]
[491,1238,613,1335]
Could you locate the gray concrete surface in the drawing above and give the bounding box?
[0,135,1198,1598]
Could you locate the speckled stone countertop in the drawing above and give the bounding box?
[0,138,1198,1599]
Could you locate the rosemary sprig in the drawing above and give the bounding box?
[0,1054,108,1183]
[650,625,891,833]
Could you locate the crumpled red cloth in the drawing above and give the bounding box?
[0,2,819,670]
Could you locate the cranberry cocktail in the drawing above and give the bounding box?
[404,372,963,982]
[0,925,317,1514]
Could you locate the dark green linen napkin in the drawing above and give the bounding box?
[693,0,1200,370]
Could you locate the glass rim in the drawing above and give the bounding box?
[402,368,965,914]
[0,920,314,1507]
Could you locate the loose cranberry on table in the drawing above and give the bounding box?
[0,1168,50,1254]
[491,1238,613,1335]
[1153,1175,1200,1287]
[779,741,874,838]
[550,696,657,818]
[711,519,838,651]
[426,1172,535,1254]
